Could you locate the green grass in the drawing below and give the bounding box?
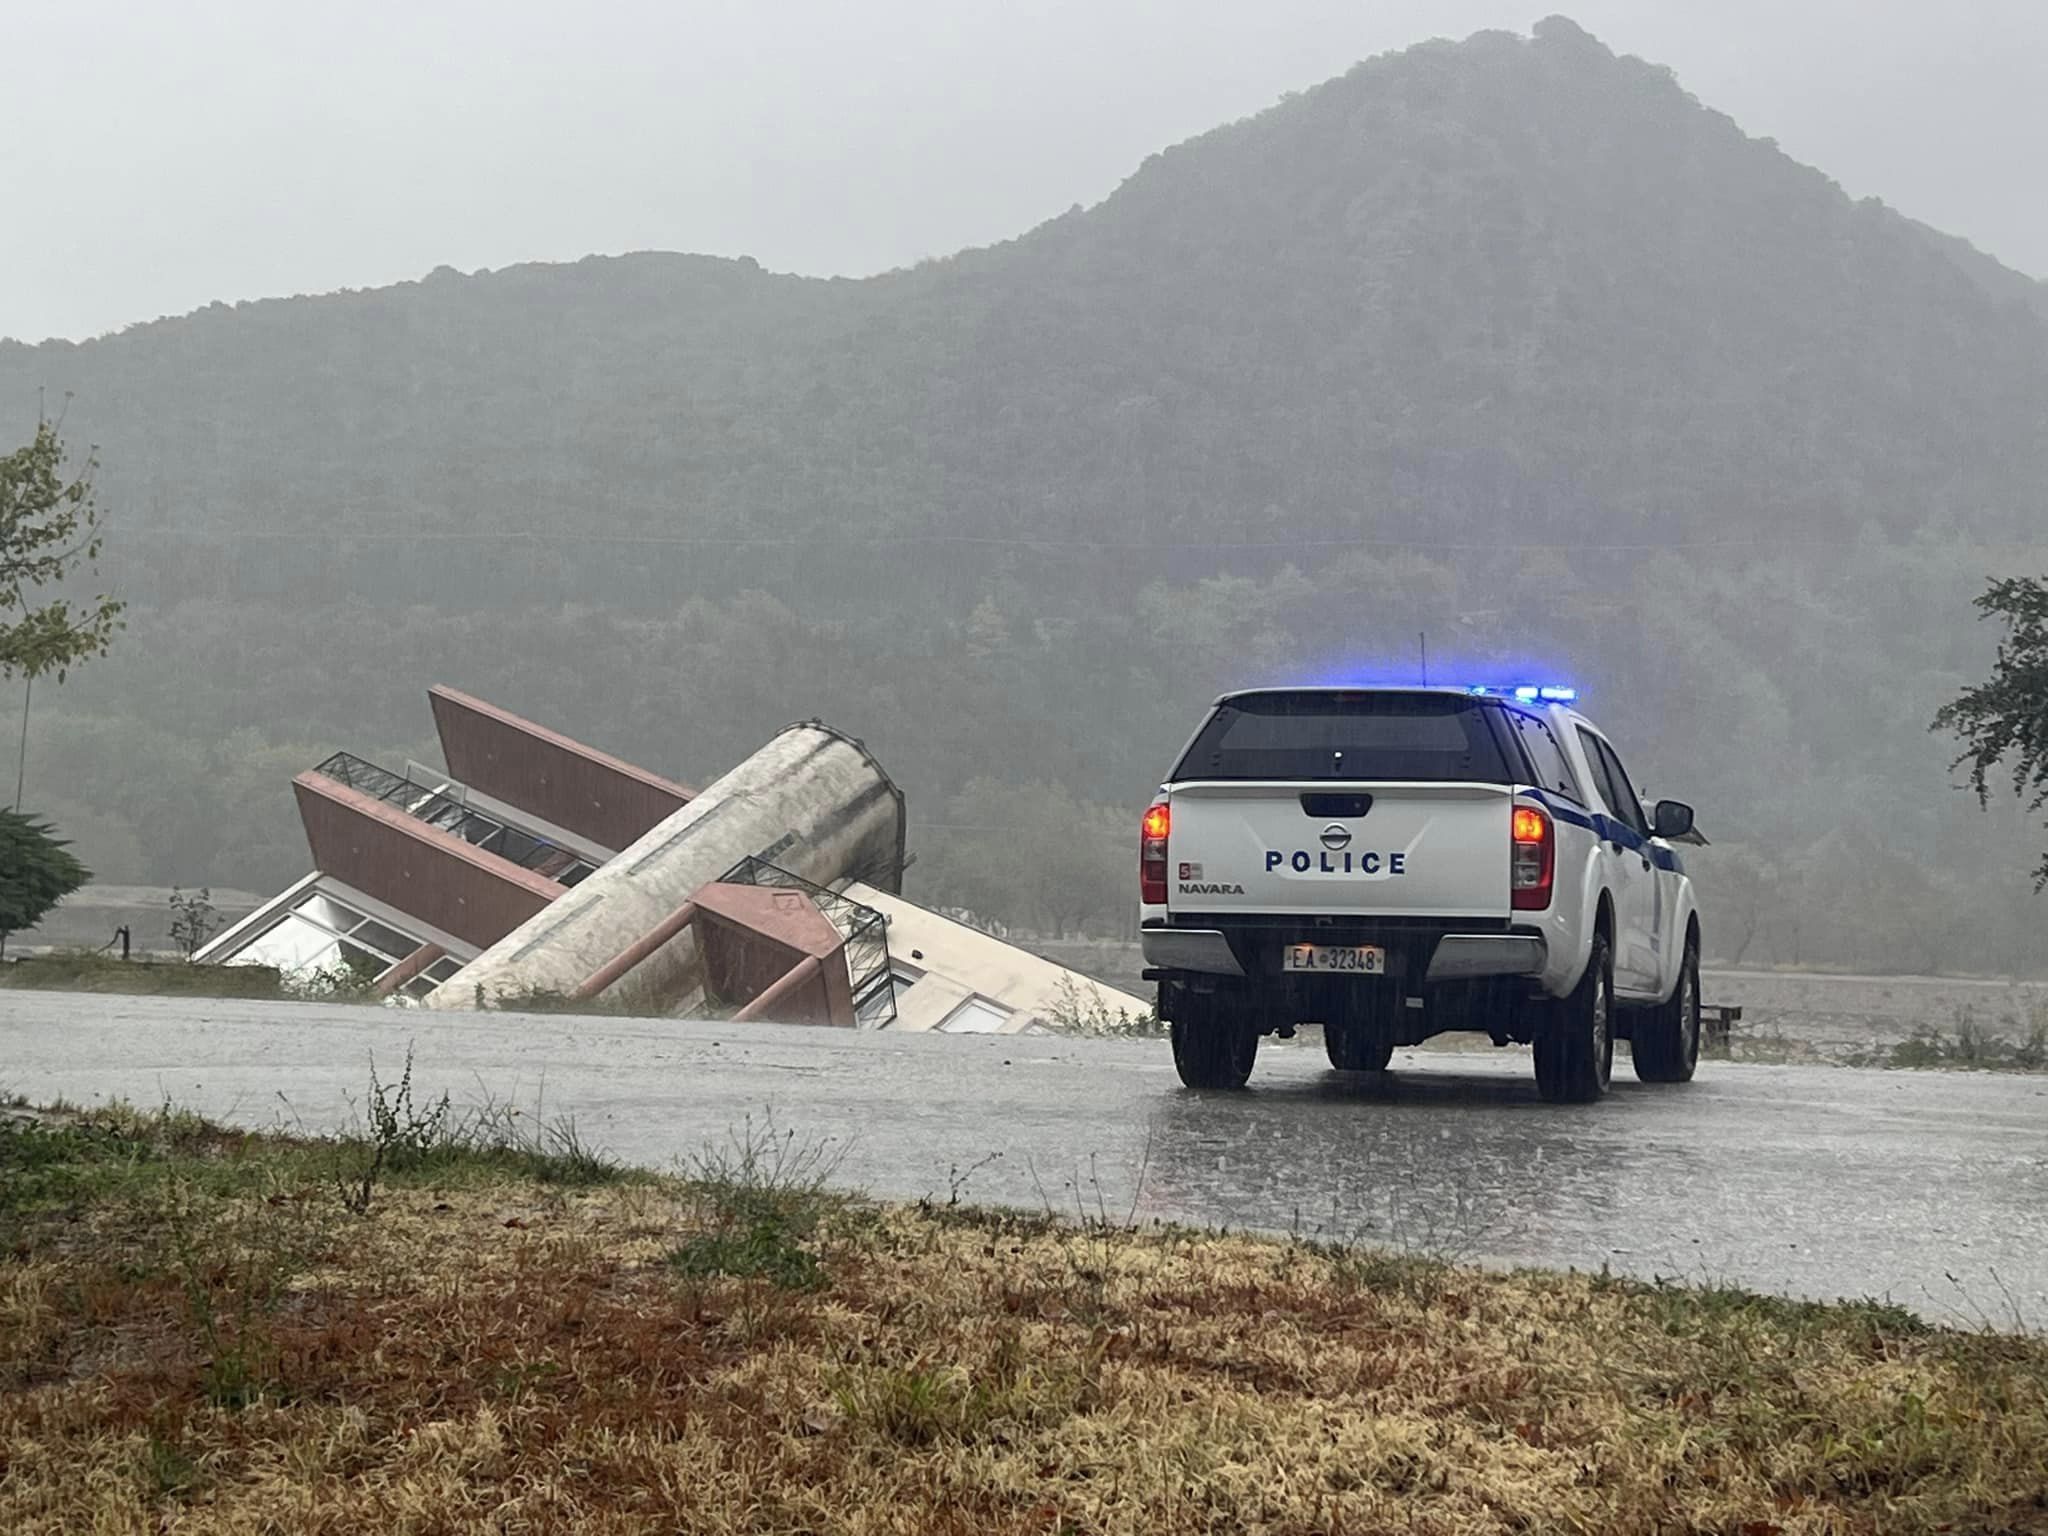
[667,1212,825,1289]
[0,951,293,998]
[1884,1019,2048,1073]
[0,1087,643,1240]
[664,1114,844,1290]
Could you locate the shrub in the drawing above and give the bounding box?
[0,809,90,943]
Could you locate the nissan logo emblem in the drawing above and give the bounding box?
[1320,824,1352,851]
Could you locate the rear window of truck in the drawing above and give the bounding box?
[1172,692,1516,783]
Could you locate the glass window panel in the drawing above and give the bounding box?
[453,813,499,845]
[1595,739,1651,836]
[347,920,416,961]
[496,828,544,865]
[854,979,898,1028]
[938,996,1012,1034]
[294,893,366,934]
[418,799,469,832]
[333,940,392,984]
[235,915,341,974]
[426,956,464,982]
[1575,728,1625,817]
[1508,711,1584,803]
[1175,692,1513,783]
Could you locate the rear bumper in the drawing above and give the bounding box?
[1423,934,1547,980]
[1142,926,1545,982]
[1140,928,1247,978]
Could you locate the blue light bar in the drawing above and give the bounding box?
[1463,684,1579,704]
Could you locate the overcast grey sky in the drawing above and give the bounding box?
[5,1,2043,342]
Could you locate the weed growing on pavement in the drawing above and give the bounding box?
[1888,1016,2048,1072]
[1042,974,1164,1037]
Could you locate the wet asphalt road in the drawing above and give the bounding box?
[6,990,2047,1327]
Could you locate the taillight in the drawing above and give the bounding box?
[1511,803,1554,911]
[1140,800,1171,905]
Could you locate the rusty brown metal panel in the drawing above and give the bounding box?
[693,884,843,959]
[372,942,446,998]
[812,946,855,1026]
[695,885,853,1027]
[428,686,693,852]
[697,914,796,1010]
[293,775,560,952]
[731,956,842,1027]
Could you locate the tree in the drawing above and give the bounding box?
[168,886,220,959]
[1695,845,1777,967]
[914,779,1133,940]
[1,421,124,683]
[0,809,91,944]
[1934,577,2048,888]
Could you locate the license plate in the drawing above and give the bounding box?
[1283,944,1386,975]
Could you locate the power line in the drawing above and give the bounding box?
[100,527,2048,555]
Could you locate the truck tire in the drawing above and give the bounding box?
[1534,930,1614,1103]
[1631,935,1701,1084]
[1171,1005,1259,1090]
[1324,1026,1395,1073]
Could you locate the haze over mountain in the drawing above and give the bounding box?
[6,18,2045,970]
[10,1,2048,343]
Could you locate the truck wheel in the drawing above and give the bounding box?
[1631,937,1701,1084]
[1324,1026,1394,1073]
[1534,930,1614,1103]
[1171,1005,1259,1090]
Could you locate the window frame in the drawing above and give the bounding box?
[1503,707,1585,804]
[1173,690,1518,784]
[1594,738,1652,838]
[1576,726,1650,837]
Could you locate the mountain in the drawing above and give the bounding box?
[5,16,2046,971]
[1906,219,2048,325]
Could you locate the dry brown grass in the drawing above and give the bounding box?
[3,1106,2046,1534]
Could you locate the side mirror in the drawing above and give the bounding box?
[1651,799,1695,840]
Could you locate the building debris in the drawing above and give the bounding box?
[197,687,1147,1033]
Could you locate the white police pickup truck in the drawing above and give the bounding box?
[1139,686,1703,1101]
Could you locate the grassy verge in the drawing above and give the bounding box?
[3,1094,2045,1533]
[0,954,650,1017]
[1707,1021,2048,1074]
[1880,1020,2048,1073]
[0,952,304,1000]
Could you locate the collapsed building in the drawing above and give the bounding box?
[195,688,1147,1034]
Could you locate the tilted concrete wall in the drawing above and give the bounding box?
[428,722,903,1012]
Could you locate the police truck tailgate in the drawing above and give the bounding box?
[1164,781,1514,919]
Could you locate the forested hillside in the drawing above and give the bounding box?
[5,17,2045,970]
